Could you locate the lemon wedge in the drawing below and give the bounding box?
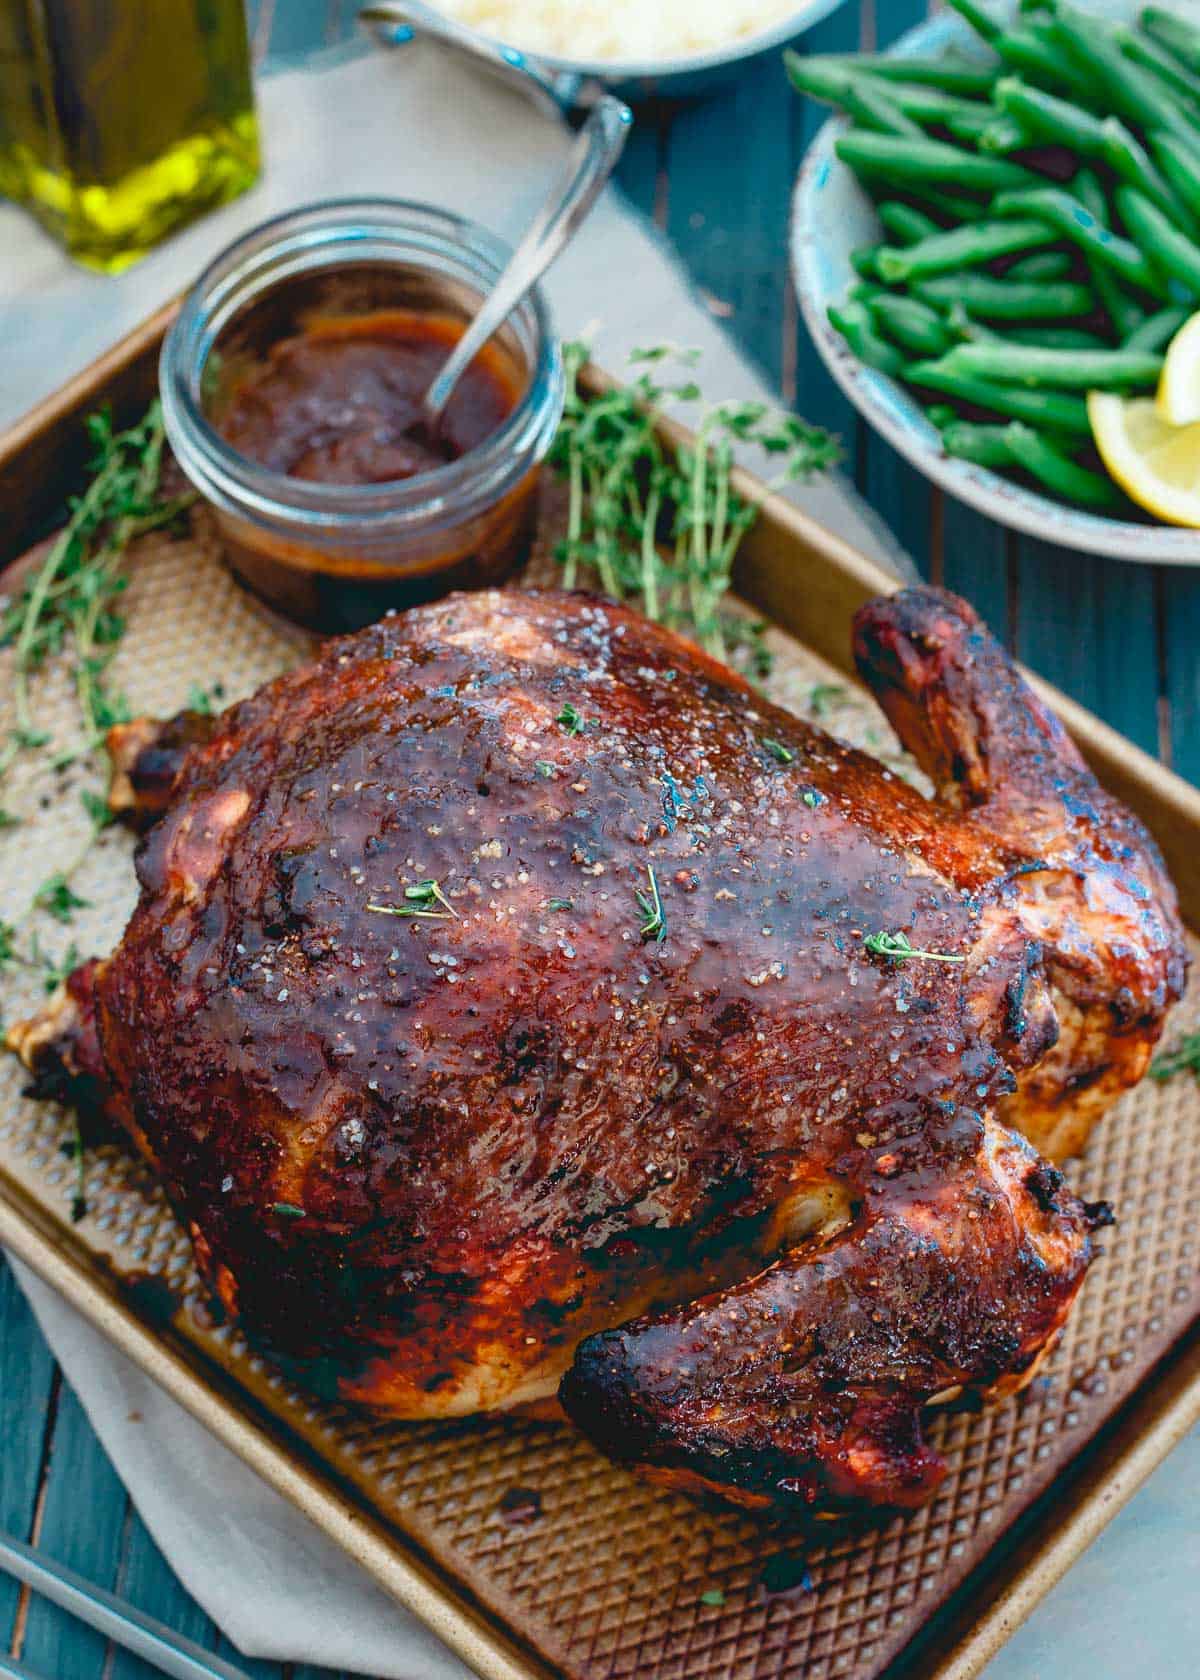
[1089,392,1200,528]
[1157,309,1200,427]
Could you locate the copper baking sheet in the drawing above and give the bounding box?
[2,311,1200,1680]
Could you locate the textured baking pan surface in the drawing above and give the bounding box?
[2,513,1200,1680]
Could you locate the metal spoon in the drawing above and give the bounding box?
[359,2,632,430]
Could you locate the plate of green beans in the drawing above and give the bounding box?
[789,0,1200,561]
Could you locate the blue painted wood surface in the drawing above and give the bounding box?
[3,1,1198,1677]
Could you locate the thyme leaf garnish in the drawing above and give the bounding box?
[556,702,586,737]
[635,864,667,945]
[864,930,965,966]
[1151,1031,1200,1082]
[34,873,90,925]
[271,1201,307,1220]
[366,879,459,921]
[546,898,574,912]
[762,737,794,765]
[808,683,847,719]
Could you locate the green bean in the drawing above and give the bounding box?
[876,202,940,245]
[943,104,1006,143]
[877,218,1051,284]
[1151,134,1200,223]
[845,81,924,138]
[994,26,1093,99]
[942,421,1019,469]
[1103,118,1198,234]
[785,57,979,126]
[927,404,960,429]
[1116,185,1200,296]
[994,76,1106,154]
[945,301,996,343]
[979,114,1035,154]
[1003,423,1123,508]
[783,53,862,107]
[992,187,1168,296]
[905,359,1093,433]
[1074,169,1148,341]
[1124,305,1191,353]
[1116,25,1200,111]
[812,54,999,98]
[992,79,1190,224]
[945,0,1002,43]
[1007,250,1075,281]
[1049,12,1194,139]
[1143,8,1200,77]
[866,294,954,358]
[901,187,991,224]
[943,342,1164,390]
[828,303,907,377]
[851,245,881,280]
[1012,326,1112,351]
[912,272,1094,320]
[835,131,1039,195]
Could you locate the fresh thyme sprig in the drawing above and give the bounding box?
[0,401,193,985]
[864,931,965,966]
[1151,1031,1200,1082]
[0,401,191,784]
[635,864,667,945]
[549,343,841,664]
[366,878,459,921]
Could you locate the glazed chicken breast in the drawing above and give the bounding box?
[12,585,1186,1518]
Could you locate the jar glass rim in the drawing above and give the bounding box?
[160,198,563,533]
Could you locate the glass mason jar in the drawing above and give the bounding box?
[0,0,259,272]
[160,200,565,632]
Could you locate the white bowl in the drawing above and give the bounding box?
[789,1,1200,565]
[419,1,851,95]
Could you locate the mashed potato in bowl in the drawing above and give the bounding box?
[433,0,807,64]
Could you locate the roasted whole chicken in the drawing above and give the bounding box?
[12,585,1187,1519]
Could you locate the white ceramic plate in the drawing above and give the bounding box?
[789,0,1200,564]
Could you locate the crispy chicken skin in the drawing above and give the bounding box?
[10,586,1186,1518]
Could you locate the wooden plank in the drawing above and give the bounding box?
[663,54,803,390]
[1161,569,1200,785]
[614,109,667,225]
[17,1384,128,1678]
[1013,540,1160,756]
[939,494,1014,649]
[855,0,936,575]
[786,0,864,454]
[106,1511,219,1680]
[0,1256,58,1649]
[264,0,332,62]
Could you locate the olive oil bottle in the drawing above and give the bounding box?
[0,1,260,272]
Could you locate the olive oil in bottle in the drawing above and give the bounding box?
[0,1,260,272]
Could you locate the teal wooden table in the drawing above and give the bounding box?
[2,3,1198,1678]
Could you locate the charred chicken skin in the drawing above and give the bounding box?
[11,586,1186,1519]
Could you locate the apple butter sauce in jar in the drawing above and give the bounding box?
[213,310,519,485]
[160,202,564,632]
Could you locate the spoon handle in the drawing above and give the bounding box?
[358,2,584,118]
[422,95,632,426]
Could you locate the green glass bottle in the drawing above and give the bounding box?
[0,0,260,273]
